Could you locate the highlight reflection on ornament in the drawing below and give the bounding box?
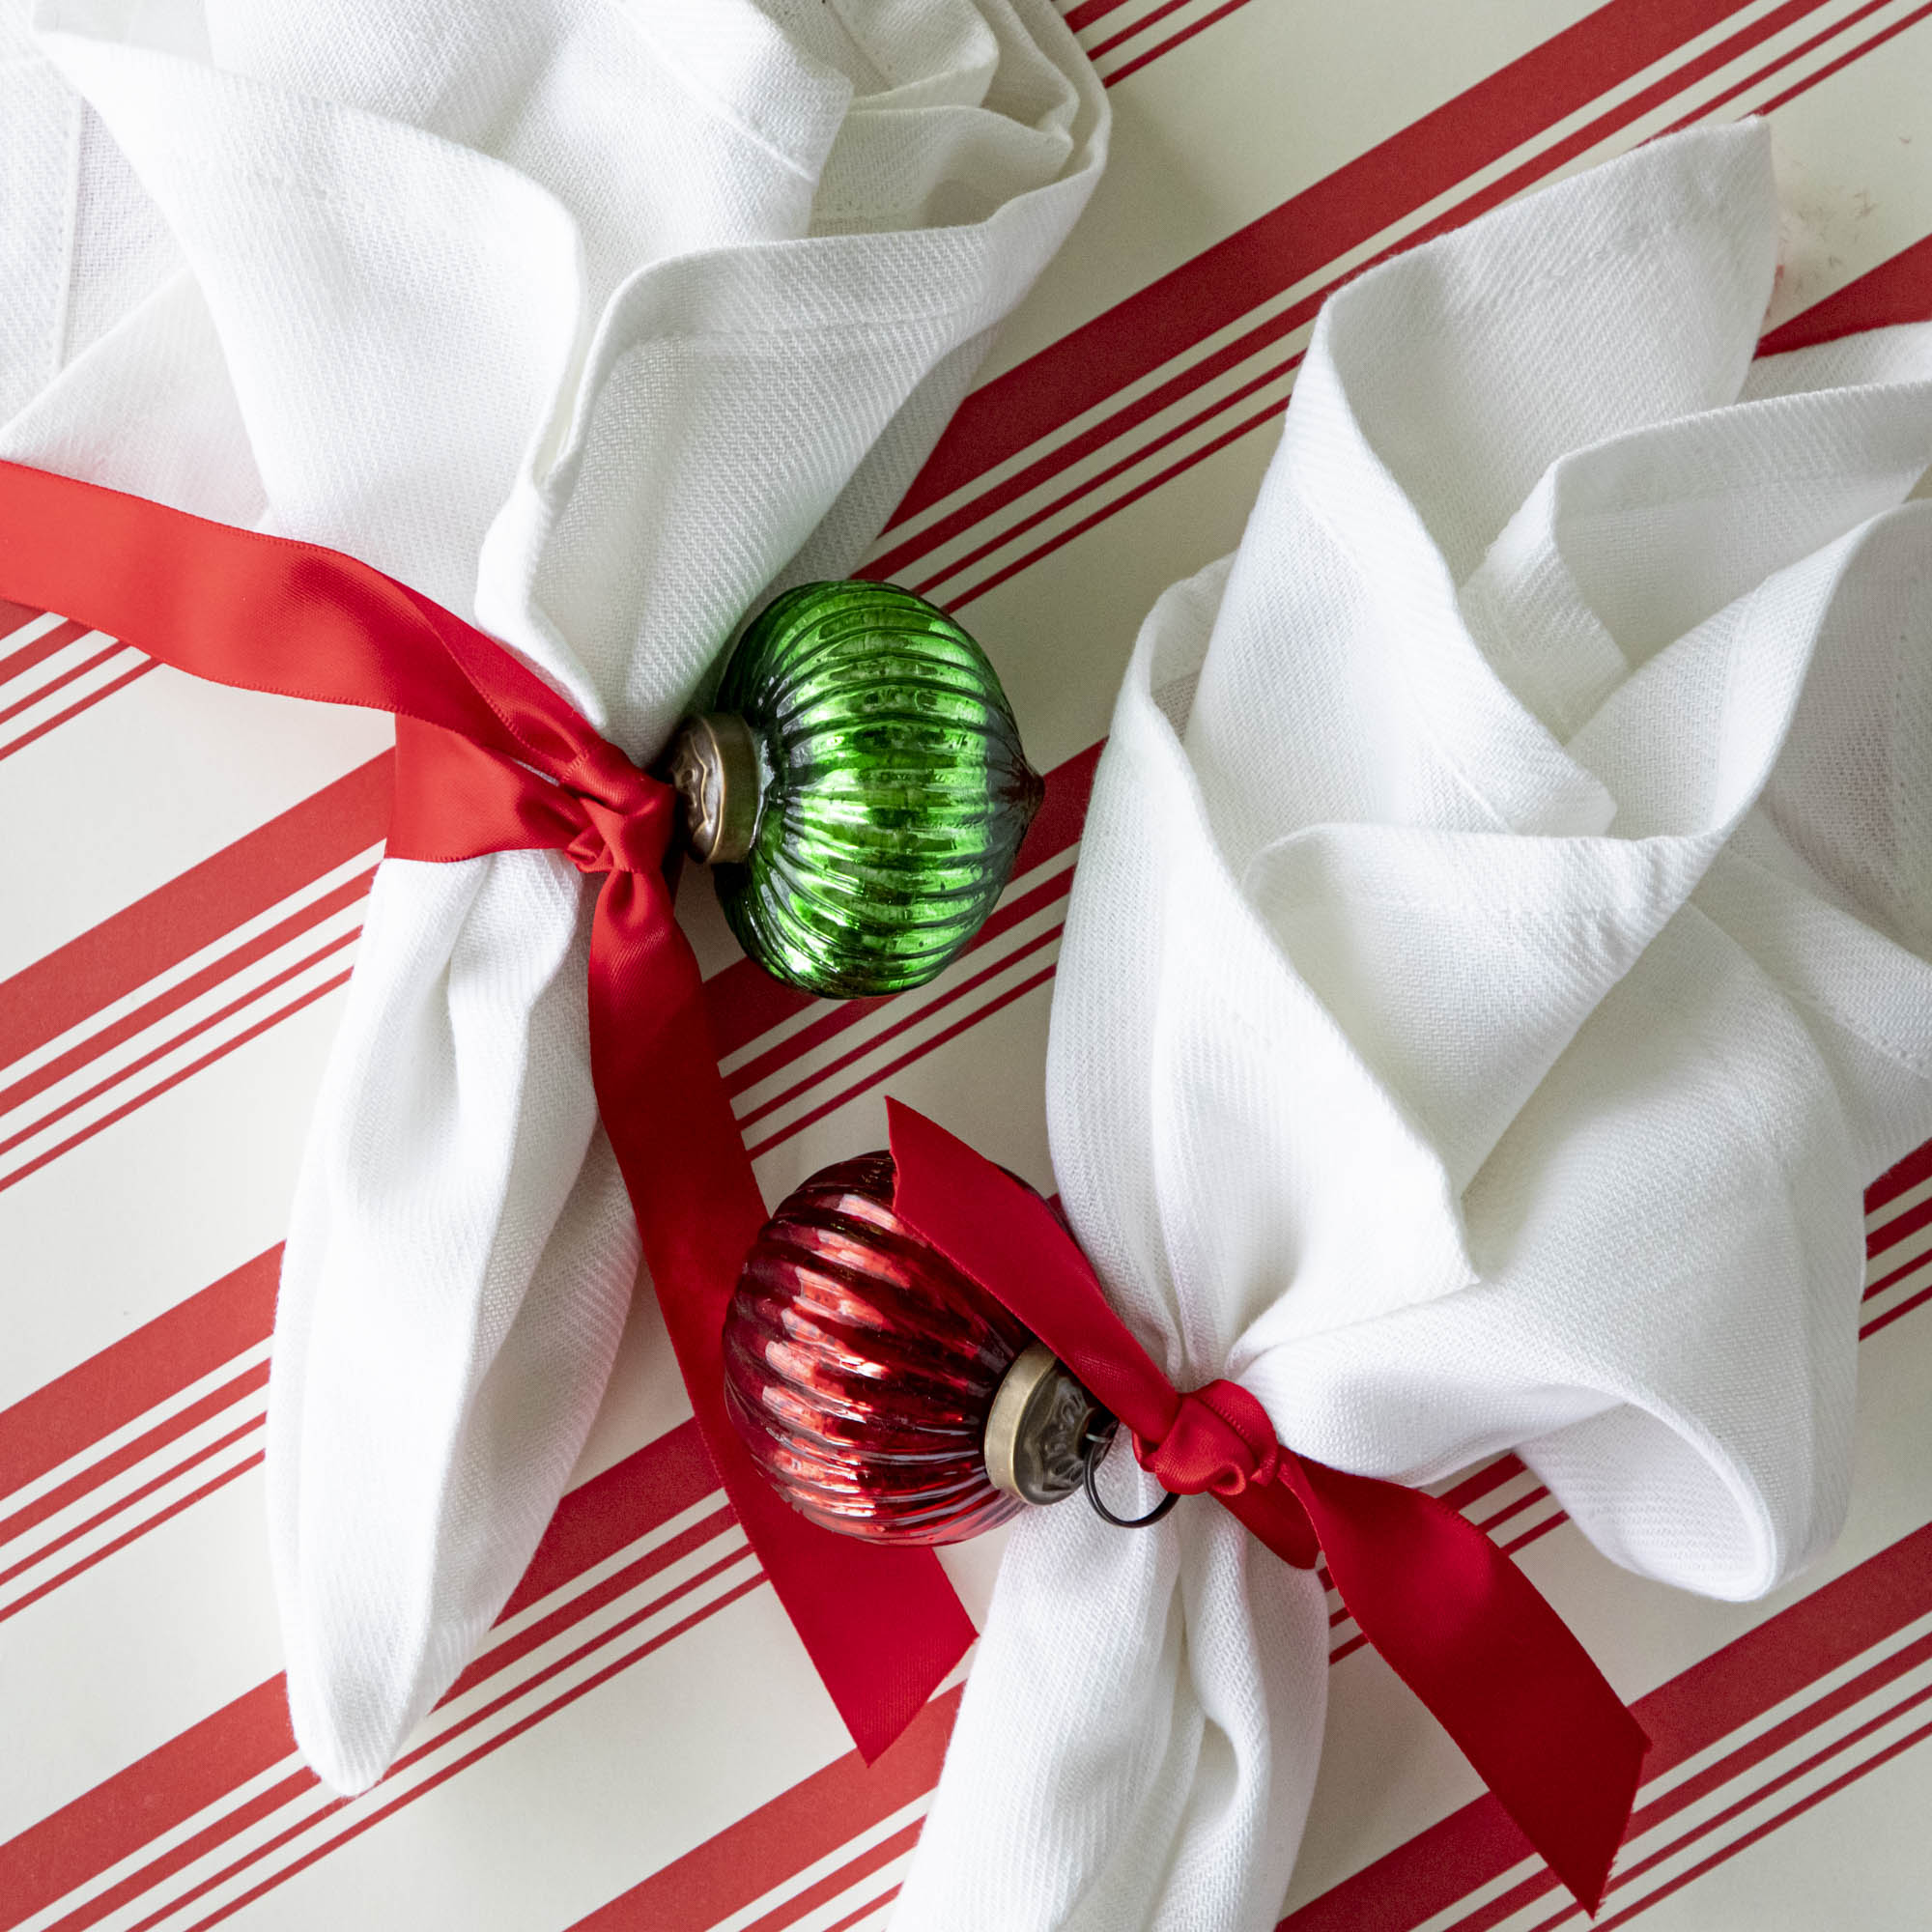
[665,580,1043,999]
[722,1151,1120,1546]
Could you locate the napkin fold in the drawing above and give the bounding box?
[896,122,1932,1932]
[0,0,1104,1793]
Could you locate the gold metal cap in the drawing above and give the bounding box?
[983,1342,1116,1506]
[664,712,764,866]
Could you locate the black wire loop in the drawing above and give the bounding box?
[1081,1424,1179,1529]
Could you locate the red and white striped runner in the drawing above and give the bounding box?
[5,1,1932,1923]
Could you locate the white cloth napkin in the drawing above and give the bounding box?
[0,0,1104,1794]
[895,121,1932,1932]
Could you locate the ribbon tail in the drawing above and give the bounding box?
[587,879,975,1759]
[1281,1455,1648,1914]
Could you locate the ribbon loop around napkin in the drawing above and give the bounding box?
[886,1098,1647,1913]
[4,0,1108,1796]
[566,784,675,879]
[0,458,976,1777]
[1137,1379,1282,1498]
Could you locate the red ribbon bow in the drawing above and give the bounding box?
[887,1100,1649,1914]
[0,461,973,1760]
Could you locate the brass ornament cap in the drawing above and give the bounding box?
[983,1341,1118,1506]
[665,711,764,865]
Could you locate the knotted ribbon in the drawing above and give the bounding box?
[0,459,974,1759]
[887,1099,1649,1913]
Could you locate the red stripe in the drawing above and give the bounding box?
[0,1248,278,1500]
[0,1447,264,1630]
[0,599,48,646]
[821,1888,902,1932]
[0,869,375,1119]
[1087,0,1193,61]
[1105,0,1259,85]
[1754,0,1932,115]
[0,966,355,1197]
[0,1362,268,1554]
[1866,1188,1932,1258]
[1861,1228,1932,1305]
[736,922,1063,1133]
[0,927,361,1164]
[571,1687,962,1930]
[884,0,1764,536]
[740,1821,923,1932]
[1514,1652,1932,1931]
[1861,1277,1932,1340]
[0,657,159,760]
[1656,0,1899,133]
[0,1420,722,1929]
[943,388,1291,611]
[0,1679,296,1932]
[906,339,1300,604]
[1280,1518,1932,1931]
[0,756,389,1072]
[0,1413,262,1597]
[139,1556,766,1932]
[501,1420,722,1620]
[723,856,1075,1104]
[0,639,130,729]
[1063,0,1135,30]
[1767,230,1932,360]
[0,615,89,685]
[1592,1710,1932,1928]
[743,959,1059,1161]
[1434,1455,1531,1517]
[1866,1135,1932,1214]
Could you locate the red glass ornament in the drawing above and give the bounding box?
[724,1151,1109,1544]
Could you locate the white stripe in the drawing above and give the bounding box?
[1866,1172,1932,1236]
[0,901,367,1151]
[0,843,384,1092]
[1410,1605,1932,1932]
[708,1795,932,1932]
[0,1339,272,1519]
[19,1522,757,1932]
[0,610,70,660]
[0,941,364,1187]
[0,629,119,709]
[1086,0,1234,80]
[0,1387,269,1603]
[0,645,149,753]
[1488,1652,1932,1929]
[730,906,1069,1134]
[873,0,1911,600]
[1861,1253,1932,1331]
[1867,1213,1932,1289]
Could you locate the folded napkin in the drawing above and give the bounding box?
[895,121,1932,1931]
[0,0,1104,1793]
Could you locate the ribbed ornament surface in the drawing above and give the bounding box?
[712,581,1043,997]
[722,1152,1033,1545]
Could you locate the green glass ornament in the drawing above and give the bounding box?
[665,581,1043,999]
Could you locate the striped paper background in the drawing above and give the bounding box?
[5,1,1932,1925]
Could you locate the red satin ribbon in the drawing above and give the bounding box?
[0,460,973,1761]
[887,1100,1649,1914]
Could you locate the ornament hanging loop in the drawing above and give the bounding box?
[1082,1427,1179,1529]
